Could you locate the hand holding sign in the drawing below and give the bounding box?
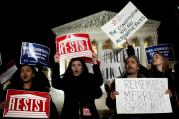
[165,89,172,97]
[110,91,119,100]
[125,38,131,46]
[54,53,60,63]
[0,101,7,110]
[92,51,98,64]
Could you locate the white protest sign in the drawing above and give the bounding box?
[99,47,140,82]
[100,49,125,82]
[115,78,172,114]
[122,46,140,62]
[101,1,148,45]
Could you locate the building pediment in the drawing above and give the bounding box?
[52,10,161,38]
[52,10,116,35]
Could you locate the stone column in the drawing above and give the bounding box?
[60,59,66,75]
[151,33,158,45]
[96,40,103,59]
[138,35,147,67]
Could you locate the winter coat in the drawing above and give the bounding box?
[52,64,103,119]
[149,67,179,114]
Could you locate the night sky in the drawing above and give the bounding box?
[1,0,179,67]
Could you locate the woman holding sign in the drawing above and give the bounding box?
[1,64,59,119]
[149,51,178,119]
[125,39,178,118]
[52,52,103,119]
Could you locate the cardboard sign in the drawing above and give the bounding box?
[115,78,172,114]
[20,42,50,67]
[101,1,148,45]
[56,33,92,59]
[3,89,50,118]
[145,43,174,64]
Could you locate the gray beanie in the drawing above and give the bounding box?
[125,55,140,67]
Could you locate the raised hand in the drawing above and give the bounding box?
[54,53,60,63]
[92,51,98,64]
[125,38,131,46]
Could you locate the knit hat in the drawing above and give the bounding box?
[125,55,140,67]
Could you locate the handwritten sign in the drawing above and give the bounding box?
[100,47,140,82]
[145,44,174,64]
[3,89,50,118]
[56,33,92,59]
[115,78,172,114]
[101,1,148,45]
[20,42,50,67]
[100,49,125,82]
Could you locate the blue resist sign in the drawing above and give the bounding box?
[20,42,50,67]
[145,44,174,64]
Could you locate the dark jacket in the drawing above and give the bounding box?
[52,63,103,119]
[149,67,178,112]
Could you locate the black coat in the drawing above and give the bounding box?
[52,64,103,119]
[150,67,178,111]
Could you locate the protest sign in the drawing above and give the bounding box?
[101,1,148,45]
[115,78,172,114]
[0,60,17,84]
[121,46,140,62]
[3,89,50,118]
[100,49,125,82]
[56,33,92,59]
[145,43,174,64]
[20,42,50,67]
[100,47,140,82]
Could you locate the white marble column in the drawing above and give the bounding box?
[60,59,66,75]
[138,36,147,67]
[151,33,158,45]
[96,40,103,59]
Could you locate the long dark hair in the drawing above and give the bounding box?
[9,64,50,92]
[63,58,89,79]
